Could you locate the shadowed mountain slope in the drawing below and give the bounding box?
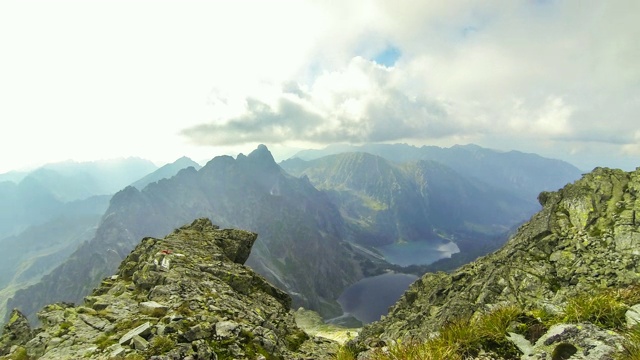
[290,143,582,203]
[7,146,379,322]
[282,152,537,248]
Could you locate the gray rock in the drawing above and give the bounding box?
[626,304,640,328]
[47,337,63,347]
[215,320,239,339]
[156,324,166,336]
[193,339,217,360]
[132,334,149,351]
[183,323,211,342]
[92,302,109,311]
[79,314,109,331]
[119,322,151,345]
[0,219,332,359]
[109,344,126,358]
[524,323,623,360]
[507,332,534,356]
[139,301,169,316]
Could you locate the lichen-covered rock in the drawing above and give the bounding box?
[516,323,623,360]
[0,309,33,355]
[626,304,640,328]
[0,218,338,359]
[357,167,640,354]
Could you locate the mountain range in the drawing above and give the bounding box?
[0,157,201,320]
[0,158,157,239]
[1,166,638,359]
[4,144,582,327]
[291,143,583,202]
[6,146,379,321]
[282,152,537,245]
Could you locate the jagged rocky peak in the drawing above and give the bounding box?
[0,218,337,359]
[248,144,274,161]
[243,144,280,173]
[356,167,640,358]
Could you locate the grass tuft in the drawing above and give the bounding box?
[8,347,29,360]
[335,285,640,360]
[334,343,358,360]
[563,291,627,329]
[619,325,640,360]
[340,306,522,360]
[94,333,117,350]
[146,335,176,356]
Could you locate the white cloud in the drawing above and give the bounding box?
[182,57,469,146]
[183,0,640,171]
[1,0,639,172]
[507,96,573,137]
[0,0,327,172]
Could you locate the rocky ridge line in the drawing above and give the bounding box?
[0,218,336,359]
[356,167,640,359]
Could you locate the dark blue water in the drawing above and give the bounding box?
[336,273,418,324]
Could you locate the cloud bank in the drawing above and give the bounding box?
[1,1,638,172]
[180,1,640,170]
[183,58,461,145]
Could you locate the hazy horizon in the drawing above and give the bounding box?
[2,1,639,173]
[0,141,634,176]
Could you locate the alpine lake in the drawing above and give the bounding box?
[335,239,459,324]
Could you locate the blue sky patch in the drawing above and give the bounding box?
[373,46,401,67]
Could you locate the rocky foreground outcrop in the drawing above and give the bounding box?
[356,167,640,358]
[0,218,336,359]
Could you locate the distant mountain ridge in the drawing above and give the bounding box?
[24,157,158,201]
[281,152,537,250]
[7,146,382,322]
[131,156,201,190]
[0,171,28,184]
[290,143,583,202]
[0,157,204,322]
[0,195,110,320]
[0,158,157,239]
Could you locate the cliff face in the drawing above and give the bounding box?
[0,219,337,360]
[357,167,640,353]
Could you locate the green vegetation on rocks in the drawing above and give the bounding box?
[352,167,640,359]
[0,218,339,359]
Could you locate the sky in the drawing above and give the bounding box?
[1,0,639,173]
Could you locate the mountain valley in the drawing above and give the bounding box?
[0,157,201,322]
[0,165,638,359]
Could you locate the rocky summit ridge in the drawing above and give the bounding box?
[355,167,640,358]
[0,218,337,360]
